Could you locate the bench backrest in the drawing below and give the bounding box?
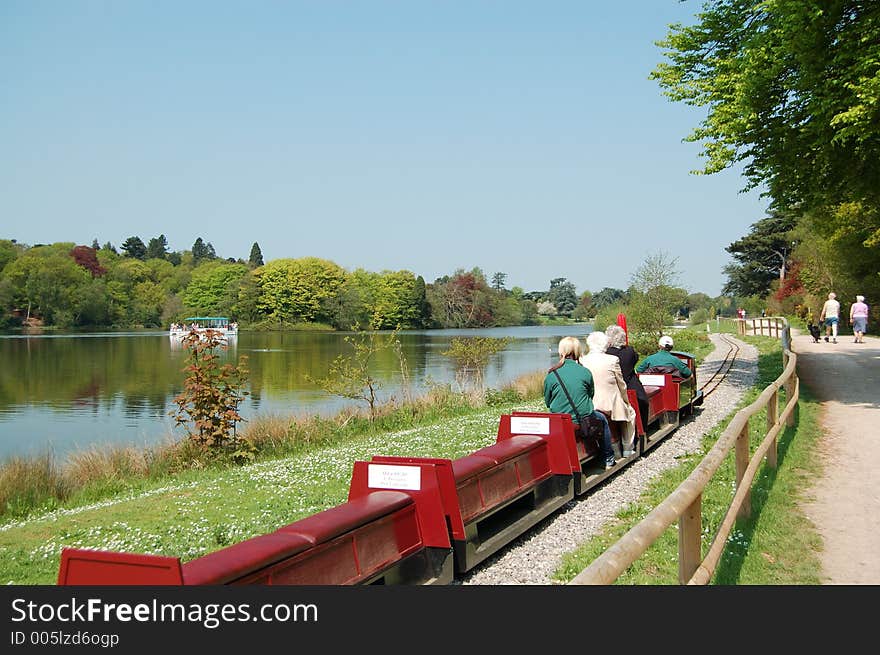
[59,490,431,586]
[497,411,580,475]
[368,434,555,542]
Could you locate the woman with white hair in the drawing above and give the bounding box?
[544,336,616,469]
[819,292,841,343]
[849,295,869,343]
[579,330,638,457]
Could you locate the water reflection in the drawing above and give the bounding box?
[0,325,590,460]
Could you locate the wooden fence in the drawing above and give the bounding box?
[569,317,797,585]
[735,317,782,337]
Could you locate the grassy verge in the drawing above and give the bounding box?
[553,333,824,584]
[0,375,542,521]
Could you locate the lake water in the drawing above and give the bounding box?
[0,325,591,461]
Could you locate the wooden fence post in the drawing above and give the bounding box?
[679,493,702,584]
[785,376,797,427]
[736,422,751,521]
[766,389,778,468]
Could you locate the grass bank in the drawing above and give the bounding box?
[0,374,545,522]
[553,330,825,584]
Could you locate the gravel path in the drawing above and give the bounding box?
[459,332,759,585]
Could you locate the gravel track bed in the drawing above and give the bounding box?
[459,333,759,585]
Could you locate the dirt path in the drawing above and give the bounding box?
[792,331,880,584]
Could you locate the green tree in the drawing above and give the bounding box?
[652,1,880,213]
[324,270,373,330]
[191,237,216,264]
[120,236,147,260]
[572,291,593,321]
[592,287,627,310]
[491,272,508,290]
[4,244,91,325]
[722,213,798,297]
[546,277,578,315]
[0,239,23,274]
[412,275,431,327]
[233,273,263,324]
[146,235,169,260]
[255,257,345,324]
[370,270,422,329]
[248,242,264,268]
[626,251,689,339]
[184,262,249,314]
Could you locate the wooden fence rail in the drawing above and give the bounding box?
[569,317,797,585]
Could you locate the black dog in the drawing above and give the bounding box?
[808,323,821,343]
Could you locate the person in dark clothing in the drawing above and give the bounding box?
[605,324,650,433]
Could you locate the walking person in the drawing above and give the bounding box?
[819,292,841,343]
[849,295,869,343]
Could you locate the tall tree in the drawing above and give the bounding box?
[248,242,264,268]
[546,278,578,315]
[191,237,214,264]
[627,252,689,338]
[146,234,169,260]
[722,213,798,296]
[591,287,627,310]
[120,236,147,260]
[491,272,507,291]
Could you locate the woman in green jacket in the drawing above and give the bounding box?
[544,336,616,470]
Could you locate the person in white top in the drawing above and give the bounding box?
[579,330,638,457]
[819,292,841,343]
[849,295,869,343]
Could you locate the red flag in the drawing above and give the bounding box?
[616,313,629,345]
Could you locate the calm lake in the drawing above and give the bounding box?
[0,325,591,461]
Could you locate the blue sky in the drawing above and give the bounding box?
[0,1,768,297]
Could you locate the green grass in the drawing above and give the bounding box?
[553,334,825,584]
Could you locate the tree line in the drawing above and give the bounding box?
[1,235,718,331]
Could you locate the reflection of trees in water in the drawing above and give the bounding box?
[1,327,579,458]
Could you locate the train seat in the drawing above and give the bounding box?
[59,490,447,586]
[181,532,314,585]
[260,490,432,585]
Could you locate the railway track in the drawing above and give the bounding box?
[698,333,740,399]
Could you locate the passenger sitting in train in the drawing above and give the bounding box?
[544,336,616,470]
[636,335,692,378]
[579,331,637,457]
[605,324,650,436]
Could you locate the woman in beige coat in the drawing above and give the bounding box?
[579,330,638,456]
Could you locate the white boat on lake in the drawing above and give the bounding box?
[169,316,238,341]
